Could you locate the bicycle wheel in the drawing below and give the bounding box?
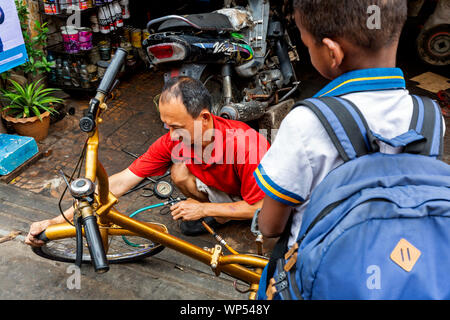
[32,225,166,264]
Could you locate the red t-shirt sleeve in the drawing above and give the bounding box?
[128,133,174,178]
[236,133,270,205]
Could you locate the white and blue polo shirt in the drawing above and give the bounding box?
[253,68,439,247]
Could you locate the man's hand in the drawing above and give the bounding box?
[170,198,207,221]
[25,219,53,247]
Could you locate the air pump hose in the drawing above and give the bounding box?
[121,200,180,247]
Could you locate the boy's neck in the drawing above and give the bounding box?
[339,40,399,74]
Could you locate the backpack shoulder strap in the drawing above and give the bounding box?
[292,97,376,162]
[405,95,444,158]
[264,214,293,288]
[293,95,444,160]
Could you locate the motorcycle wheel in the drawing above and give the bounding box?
[417,24,450,66]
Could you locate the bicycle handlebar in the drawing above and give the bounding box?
[79,48,127,133]
[82,215,109,273]
[97,48,127,95]
[35,231,48,242]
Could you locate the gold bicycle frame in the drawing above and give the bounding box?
[41,91,268,299]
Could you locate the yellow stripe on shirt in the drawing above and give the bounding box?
[254,168,302,205]
[319,76,405,97]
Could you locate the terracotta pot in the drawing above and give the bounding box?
[2,111,51,142]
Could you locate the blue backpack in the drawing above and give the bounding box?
[260,95,450,300]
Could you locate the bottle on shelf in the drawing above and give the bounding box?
[80,64,91,89]
[98,6,111,34]
[44,0,61,15]
[120,0,130,19]
[79,0,89,10]
[113,1,123,28]
[107,3,117,31]
[47,53,57,83]
[68,0,77,12]
[59,0,68,11]
[56,58,63,85]
[62,60,72,86]
[70,61,80,87]
[87,64,98,85]
[61,0,75,12]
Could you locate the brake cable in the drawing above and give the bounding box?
[57,138,89,226]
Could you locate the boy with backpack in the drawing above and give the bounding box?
[253,0,449,299]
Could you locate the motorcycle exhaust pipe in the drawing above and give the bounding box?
[219,101,268,122]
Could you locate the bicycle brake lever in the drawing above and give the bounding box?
[59,169,73,193]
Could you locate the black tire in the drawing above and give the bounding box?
[417,24,450,66]
[32,232,165,264]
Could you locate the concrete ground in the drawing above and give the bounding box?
[0,182,250,300]
[0,27,449,299]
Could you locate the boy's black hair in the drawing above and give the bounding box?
[294,0,407,50]
[160,76,212,118]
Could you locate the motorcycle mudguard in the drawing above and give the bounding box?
[163,64,207,82]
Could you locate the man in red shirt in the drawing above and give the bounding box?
[26,76,269,245]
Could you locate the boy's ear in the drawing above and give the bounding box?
[322,38,344,70]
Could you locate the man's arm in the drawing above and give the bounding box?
[108,168,145,197]
[258,196,293,238]
[170,199,263,223]
[25,168,144,247]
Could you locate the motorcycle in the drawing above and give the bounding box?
[142,0,300,128]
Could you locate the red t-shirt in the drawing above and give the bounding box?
[128,115,269,205]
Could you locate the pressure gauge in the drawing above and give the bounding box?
[154,180,174,199]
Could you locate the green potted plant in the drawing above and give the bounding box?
[1,79,63,142]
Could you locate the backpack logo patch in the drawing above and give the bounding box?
[390,238,421,272]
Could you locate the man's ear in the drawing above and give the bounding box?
[199,109,212,124]
[322,38,344,70]
[200,109,211,121]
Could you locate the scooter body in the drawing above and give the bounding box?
[143,0,300,123]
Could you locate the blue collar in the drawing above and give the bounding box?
[313,68,406,98]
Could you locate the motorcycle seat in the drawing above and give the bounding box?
[157,13,235,32]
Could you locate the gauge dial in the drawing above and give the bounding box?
[154,180,174,199]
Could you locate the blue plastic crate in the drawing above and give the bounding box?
[0,134,39,175]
